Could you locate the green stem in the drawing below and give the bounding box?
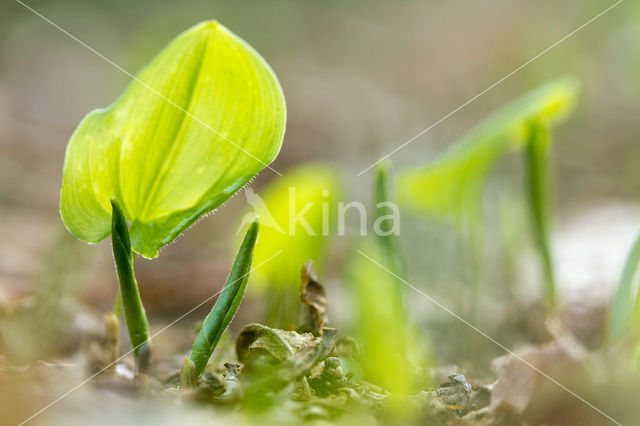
[374,160,407,279]
[111,198,151,371]
[374,160,408,318]
[525,121,556,309]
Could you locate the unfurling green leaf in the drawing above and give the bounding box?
[111,198,151,369]
[189,219,259,377]
[396,77,579,224]
[61,21,286,258]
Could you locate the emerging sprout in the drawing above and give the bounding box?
[397,77,580,307]
[187,219,260,378]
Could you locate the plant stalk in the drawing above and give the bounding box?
[525,121,556,309]
[111,198,151,372]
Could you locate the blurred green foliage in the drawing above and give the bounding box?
[348,242,430,397]
[396,77,580,306]
[239,163,341,327]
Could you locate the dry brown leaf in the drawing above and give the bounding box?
[298,261,329,336]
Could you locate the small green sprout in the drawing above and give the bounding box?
[397,77,580,307]
[180,357,198,389]
[187,219,259,378]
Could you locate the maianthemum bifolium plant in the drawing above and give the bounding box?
[59,21,286,372]
[396,77,580,308]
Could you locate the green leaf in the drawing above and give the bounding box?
[111,198,151,370]
[61,21,286,258]
[396,77,579,225]
[609,233,640,341]
[189,219,259,377]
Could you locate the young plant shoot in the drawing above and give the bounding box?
[186,219,260,380]
[59,21,286,367]
[374,160,406,280]
[396,77,580,307]
[524,121,556,307]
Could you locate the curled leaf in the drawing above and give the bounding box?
[61,21,286,258]
[236,323,321,364]
[298,261,329,337]
[189,219,259,377]
[241,327,337,395]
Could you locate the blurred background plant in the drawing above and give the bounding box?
[237,163,341,329]
[397,77,579,310]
